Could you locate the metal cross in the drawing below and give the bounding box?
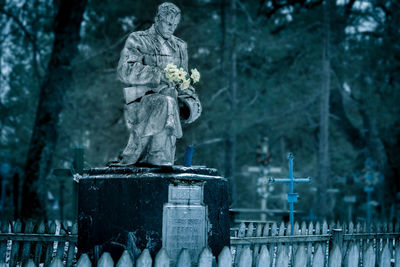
[268,153,312,235]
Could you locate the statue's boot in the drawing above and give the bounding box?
[119,132,147,165]
[144,131,175,166]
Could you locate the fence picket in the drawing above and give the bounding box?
[238,247,252,267]
[234,222,246,266]
[247,223,254,238]
[21,220,35,264]
[49,256,64,267]
[328,245,342,267]
[44,222,57,266]
[116,250,134,267]
[34,221,45,266]
[294,244,306,267]
[97,252,114,267]
[395,241,400,267]
[0,221,9,264]
[292,222,299,266]
[307,222,314,266]
[198,247,212,267]
[154,248,170,267]
[218,246,232,267]
[256,245,270,267]
[276,245,289,267]
[66,223,78,267]
[253,223,263,263]
[136,249,151,267]
[312,244,324,267]
[176,249,191,267]
[344,243,359,267]
[322,221,328,265]
[56,225,67,261]
[262,222,270,237]
[24,258,36,267]
[362,243,375,267]
[76,253,92,267]
[379,241,391,267]
[10,220,22,267]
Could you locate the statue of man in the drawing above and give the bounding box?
[117,2,201,166]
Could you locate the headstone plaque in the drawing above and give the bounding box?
[162,184,208,262]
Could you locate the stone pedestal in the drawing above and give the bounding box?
[78,166,230,263]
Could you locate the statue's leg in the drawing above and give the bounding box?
[119,102,148,165]
[145,131,176,166]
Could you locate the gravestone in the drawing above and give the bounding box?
[78,166,230,263]
[162,184,208,262]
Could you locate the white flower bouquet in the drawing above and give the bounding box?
[164,63,200,90]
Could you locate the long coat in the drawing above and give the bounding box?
[117,25,200,165]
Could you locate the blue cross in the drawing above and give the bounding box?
[268,153,312,235]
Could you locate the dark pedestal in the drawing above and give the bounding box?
[78,166,230,262]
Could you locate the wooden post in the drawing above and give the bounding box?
[73,147,84,219]
[329,228,343,267]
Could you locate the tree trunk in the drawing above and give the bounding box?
[317,0,332,218]
[21,0,87,219]
[225,0,238,205]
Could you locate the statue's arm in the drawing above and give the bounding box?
[182,41,189,72]
[117,34,162,86]
[179,41,198,98]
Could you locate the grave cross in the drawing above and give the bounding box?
[268,153,312,235]
[53,147,85,220]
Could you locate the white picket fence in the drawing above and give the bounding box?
[1,220,400,266]
[230,220,400,267]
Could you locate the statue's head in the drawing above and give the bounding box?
[154,2,181,39]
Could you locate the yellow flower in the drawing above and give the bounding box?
[180,79,190,90]
[165,63,177,72]
[190,68,200,83]
[177,69,187,82]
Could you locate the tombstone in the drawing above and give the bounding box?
[78,166,230,263]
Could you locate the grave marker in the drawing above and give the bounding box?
[267,153,311,235]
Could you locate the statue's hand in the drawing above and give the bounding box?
[179,86,196,97]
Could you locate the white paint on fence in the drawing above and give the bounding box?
[328,245,341,267]
[312,244,324,267]
[294,244,306,267]
[154,248,170,267]
[24,259,36,267]
[276,245,289,267]
[238,246,252,267]
[76,253,92,267]
[363,244,375,267]
[97,252,113,267]
[345,243,359,267]
[198,247,212,267]
[176,249,191,267]
[117,250,134,267]
[218,246,232,267]
[256,245,270,267]
[395,242,400,267]
[49,257,64,267]
[379,241,391,267]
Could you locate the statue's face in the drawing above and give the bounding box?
[155,13,180,39]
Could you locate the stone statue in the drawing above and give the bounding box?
[117,2,202,166]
